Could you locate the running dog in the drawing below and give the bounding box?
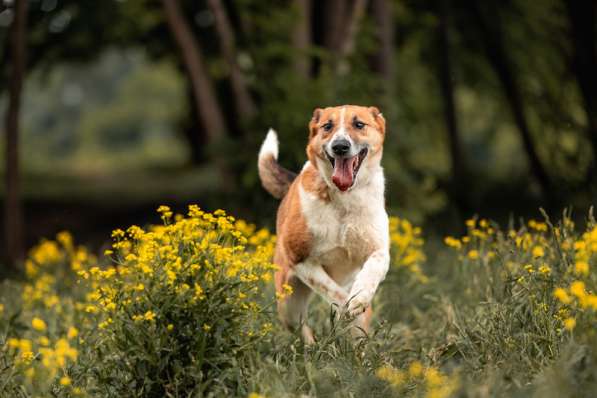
[258,105,389,342]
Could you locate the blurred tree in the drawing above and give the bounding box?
[292,0,311,79]
[207,0,255,122]
[371,0,394,98]
[436,0,469,206]
[3,0,28,268]
[564,0,597,184]
[323,0,347,54]
[161,0,227,143]
[468,2,552,196]
[320,0,368,77]
[337,0,368,73]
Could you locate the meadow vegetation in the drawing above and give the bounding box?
[1,205,597,397]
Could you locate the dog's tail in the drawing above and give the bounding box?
[258,129,297,199]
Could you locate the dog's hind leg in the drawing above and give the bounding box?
[276,269,315,344]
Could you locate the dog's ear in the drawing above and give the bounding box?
[309,108,323,138]
[369,106,386,135]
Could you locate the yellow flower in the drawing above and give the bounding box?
[563,317,576,331]
[424,367,445,387]
[20,351,35,364]
[0,303,4,314]
[532,246,545,258]
[143,311,156,321]
[60,376,71,386]
[408,361,423,377]
[7,338,20,348]
[247,394,266,398]
[31,317,47,331]
[539,264,551,275]
[467,250,479,260]
[67,327,79,339]
[444,236,462,250]
[85,305,98,313]
[574,261,589,276]
[554,288,571,304]
[203,323,211,332]
[376,365,406,388]
[570,281,586,299]
[111,229,125,239]
[38,336,50,346]
[167,324,174,331]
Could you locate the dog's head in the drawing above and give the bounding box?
[307,105,386,192]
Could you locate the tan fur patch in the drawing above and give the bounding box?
[274,177,312,271]
[301,165,330,202]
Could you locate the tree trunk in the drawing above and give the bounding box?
[4,0,28,268]
[161,0,227,142]
[207,0,256,121]
[564,0,597,182]
[437,0,467,185]
[182,82,207,164]
[321,0,368,76]
[470,3,551,195]
[326,0,368,78]
[371,0,393,86]
[323,0,347,53]
[337,0,368,60]
[292,0,312,79]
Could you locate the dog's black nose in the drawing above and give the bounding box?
[331,139,351,156]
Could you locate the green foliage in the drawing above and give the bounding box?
[2,208,597,397]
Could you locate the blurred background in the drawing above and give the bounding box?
[1,0,596,269]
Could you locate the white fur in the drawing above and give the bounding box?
[259,128,279,160]
[298,162,390,315]
[293,261,347,307]
[328,106,355,152]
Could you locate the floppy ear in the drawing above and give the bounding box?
[369,106,386,135]
[309,108,323,138]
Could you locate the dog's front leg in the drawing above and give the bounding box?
[293,262,348,308]
[346,249,390,316]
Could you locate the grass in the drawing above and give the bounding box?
[1,207,596,397]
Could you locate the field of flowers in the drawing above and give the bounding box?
[1,205,597,397]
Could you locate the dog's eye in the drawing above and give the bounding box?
[354,120,365,130]
[322,121,333,132]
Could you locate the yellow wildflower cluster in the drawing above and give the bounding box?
[68,205,279,392]
[446,215,596,334]
[445,218,500,264]
[548,220,597,332]
[2,205,279,395]
[389,216,428,283]
[5,328,79,389]
[376,361,459,398]
[0,231,92,394]
[79,206,277,322]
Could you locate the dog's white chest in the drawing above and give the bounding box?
[298,176,388,284]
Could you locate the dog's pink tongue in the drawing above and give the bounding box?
[332,156,356,192]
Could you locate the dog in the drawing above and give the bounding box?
[258,105,389,343]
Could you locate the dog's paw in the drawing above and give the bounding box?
[346,288,374,316]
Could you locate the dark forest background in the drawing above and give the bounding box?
[1,0,597,270]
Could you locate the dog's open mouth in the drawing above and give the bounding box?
[326,148,368,192]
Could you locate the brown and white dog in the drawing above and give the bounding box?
[258,105,389,343]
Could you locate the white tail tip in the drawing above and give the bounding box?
[259,128,279,160]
